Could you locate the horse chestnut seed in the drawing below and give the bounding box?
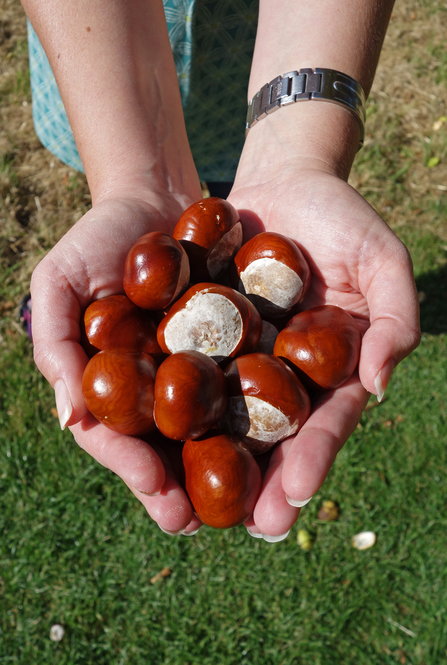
[183,432,261,528]
[123,231,190,310]
[273,304,361,390]
[84,294,164,361]
[82,349,157,436]
[224,353,311,454]
[233,231,310,317]
[154,350,227,440]
[173,197,242,282]
[157,283,262,362]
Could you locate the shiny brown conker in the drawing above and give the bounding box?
[82,349,157,436]
[157,282,262,362]
[233,231,311,317]
[153,350,227,440]
[84,294,164,361]
[224,353,311,454]
[182,432,261,528]
[173,197,242,282]
[156,282,262,362]
[123,231,190,310]
[273,304,361,390]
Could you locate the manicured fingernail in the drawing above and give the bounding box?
[158,526,184,536]
[374,358,395,402]
[286,495,312,507]
[54,379,72,430]
[182,529,200,536]
[263,531,290,543]
[246,528,263,539]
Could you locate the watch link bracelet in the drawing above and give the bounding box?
[246,68,366,150]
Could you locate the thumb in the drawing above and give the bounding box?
[359,244,421,400]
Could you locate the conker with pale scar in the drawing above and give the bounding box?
[123,231,190,310]
[82,349,157,436]
[156,283,262,362]
[154,350,227,440]
[224,353,311,454]
[273,304,361,390]
[233,231,310,317]
[84,294,164,361]
[173,197,243,282]
[182,432,261,528]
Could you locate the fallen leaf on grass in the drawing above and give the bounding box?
[352,531,376,550]
[150,567,172,584]
[317,500,339,521]
[50,624,65,641]
[432,116,447,131]
[297,529,313,551]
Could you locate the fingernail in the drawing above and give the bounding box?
[246,528,263,539]
[133,487,161,497]
[182,529,200,537]
[262,531,290,543]
[54,379,72,430]
[286,495,313,508]
[374,358,395,402]
[158,526,184,536]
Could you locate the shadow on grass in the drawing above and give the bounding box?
[416,263,447,334]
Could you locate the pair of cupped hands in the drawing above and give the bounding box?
[31,126,420,541]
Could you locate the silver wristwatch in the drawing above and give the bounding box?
[246,68,366,149]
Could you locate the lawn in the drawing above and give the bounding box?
[1,1,446,664]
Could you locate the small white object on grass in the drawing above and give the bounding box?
[50,624,65,642]
[352,531,376,550]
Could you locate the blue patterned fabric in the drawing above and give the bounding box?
[27,0,258,182]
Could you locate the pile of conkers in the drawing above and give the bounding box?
[81,197,361,529]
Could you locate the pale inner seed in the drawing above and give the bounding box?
[240,257,303,310]
[163,292,243,358]
[227,395,299,443]
[207,222,243,278]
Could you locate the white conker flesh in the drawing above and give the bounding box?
[157,283,262,362]
[233,231,311,317]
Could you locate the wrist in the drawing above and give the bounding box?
[237,99,361,185]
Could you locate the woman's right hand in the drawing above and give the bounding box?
[31,188,204,535]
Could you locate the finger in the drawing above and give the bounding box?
[31,257,92,428]
[250,439,300,539]
[282,373,369,504]
[127,439,201,534]
[70,414,166,496]
[129,483,200,535]
[359,242,421,400]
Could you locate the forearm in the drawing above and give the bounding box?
[21,0,200,203]
[242,0,395,180]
